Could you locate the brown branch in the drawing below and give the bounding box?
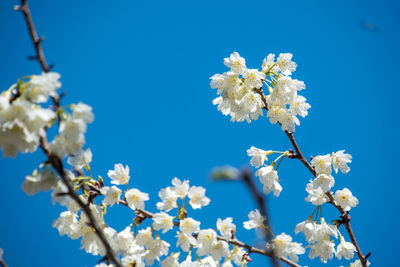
[16,1,122,266]
[240,168,281,267]
[16,0,50,73]
[255,89,368,266]
[134,209,301,267]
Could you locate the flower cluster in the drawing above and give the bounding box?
[0,73,60,157]
[0,73,93,159]
[210,52,310,132]
[292,150,360,264]
[48,162,251,266]
[305,150,358,211]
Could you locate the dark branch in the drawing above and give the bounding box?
[16,1,122,266]
[17,0,50,72]
[240,168,281,267]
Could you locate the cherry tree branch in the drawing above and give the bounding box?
[16,0,50,73]
[15,1,122,266]
[134,209,301,267]
[255,88,368,266]
[240,169,281,267]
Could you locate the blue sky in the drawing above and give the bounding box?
[0,0,399,266]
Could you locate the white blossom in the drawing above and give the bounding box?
[121,254,145,267]
[180,217,200,235]
[200,256,218,267]
[231,246,246,266]
[243,209,265,230]
[290,95,311,118]
[312,173,335,192]
[71,102,94,124]
[243,69,265,89]
[295,217,318,243]
[247,146,271,168]
[334,188,359,211]
[22,168,57,196]
[210,240,230,261]
[314,218,338,241]
[311,154,332,175]
[309,238,336,263]
[266,233,305,262]
[81,230,104,256]
[23,72,61,103]
[276,53,297,76]
[52,211,84,240]
[188,186,210,209]
[176,232,197,252]
[100,186,122,207]
[332,150,352,174]
[196,229,217,256]
[0,97,55,157]
[107,163,130,185]
[262,53,278,73]
[67,148,92,170]
[217,217,236,239]
[136,227,154,247]
[210,73,225,95]
[125,188,149,210]
[161,253,180,267]
[255,166,282,196]
[224,52,246,75]
[336,236,356,260]
[143,237,169,265]
[116,226,134,253]
[157,187,178,211]
[305,181,329,205]
[171,177,189,198]
[152,212,174,233]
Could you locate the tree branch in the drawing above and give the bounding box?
[16,0,50,73]
[16,1,122,266]
[255,88,368,266]
[240,168,281,267]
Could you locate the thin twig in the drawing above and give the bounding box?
[134,209,301,267]
[17,0,50,72]
[255,88,368,266]
[241,169,281,267]
[16,1,122,266]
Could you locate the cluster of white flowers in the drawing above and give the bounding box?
[0,72,94,159]
[247,146,283,196]
[293,150,360,263]
[0,73,60,157]
[305,150,358,211]
[1,48,368,267]
[210,52,310,132]
[48,101,94,158]
[45,160,251,266]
